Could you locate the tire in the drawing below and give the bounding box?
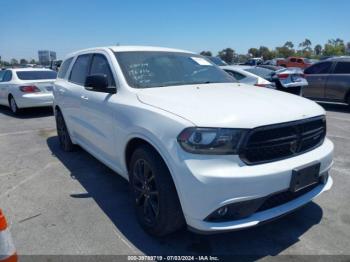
[129,145,185,236]
[8,95,19,115]
[55,109,75,152]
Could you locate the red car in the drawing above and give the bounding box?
[277,57,312,69]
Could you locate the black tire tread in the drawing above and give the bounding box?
[55,109,76,152]
[129,144,185,236]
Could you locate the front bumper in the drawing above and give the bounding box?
[172,138,334,233]
[15,93,53,108]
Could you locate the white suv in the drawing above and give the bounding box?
[53,46,334,236]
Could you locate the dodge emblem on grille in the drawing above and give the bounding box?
[290,141,298,153]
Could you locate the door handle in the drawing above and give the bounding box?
[81,95,89,100]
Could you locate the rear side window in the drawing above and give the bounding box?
[225,70,246,81]
[16,71,57,80]
[333,62,350,74]
[58,57,73,79]
[3,71,12,82]
[0,71,5,82]
[90,54,115,86]
[304,62,332,75]
[69,54,91,85]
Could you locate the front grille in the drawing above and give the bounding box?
[240,116,326,165]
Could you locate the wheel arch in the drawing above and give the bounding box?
[125,137,165,173]
[123,135,181,193]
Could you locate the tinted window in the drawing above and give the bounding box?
[297,59,303,63]
[290,58,297,62]
[0,71,5,82]
[115,51,235,88]
[333,62,350,74]
[58,57,73,79]
[69,55,91,85]
[16,71,57,80]
[225,70,246,81]
[90,54,115,86]
[304,62,332,75]
[3,71,12,82]
[207,57,227,66]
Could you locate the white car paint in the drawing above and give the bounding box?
[0,68,56,111]
[54,46,333,233]
[220,65,274,87]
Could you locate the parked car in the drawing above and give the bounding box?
[221,65,274,88]
[205,56,227,66]
[54,46,333,236]
[257,64,284,71]
[303,57,350,107]
[222,65,308,95]
[242,58,264,66]
[277,57,312,69]
[0,68,57,114]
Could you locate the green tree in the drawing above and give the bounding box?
[323,38,346,56]
[200,51,212,56]
[218,48,235,64]
[248,48,260,57]
[314,44,322,56]
[10,58,18,65]
[284,41,294,49]
[276,46,295,58]
[259,46,274,60]
[299,39,312,51]
[275,41,295,58]
[20,58,28,65]
[346,42,350,55]
[29,59,37,64]
[298,38,313,57]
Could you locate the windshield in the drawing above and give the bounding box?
[115,51,235,88]
[304,58,312,64]
[16,70,57,80]
[244,67,274,80]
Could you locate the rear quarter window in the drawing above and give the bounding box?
[0,71,5,82]
[333,62,350,74]
[16,71,57,80]
[58,57,73,79]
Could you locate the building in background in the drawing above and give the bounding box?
[38,50,56,65]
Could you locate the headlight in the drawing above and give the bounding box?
[177,127,247,155]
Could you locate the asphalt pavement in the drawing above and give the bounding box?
[0,104,349,259]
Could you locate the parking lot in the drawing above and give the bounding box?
[0,103,349,258]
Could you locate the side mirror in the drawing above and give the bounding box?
[84,74,115,93]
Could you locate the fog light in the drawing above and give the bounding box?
[217,207,228,217]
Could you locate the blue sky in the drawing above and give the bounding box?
[1,0,349,61]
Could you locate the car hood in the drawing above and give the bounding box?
[136,83,325,128]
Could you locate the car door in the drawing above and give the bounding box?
[0,70,6,105]
[0,71,13,106]
[65,54,93,139]
[324,61,350,102]
[303,61,333,99]
[79,53,118,162]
